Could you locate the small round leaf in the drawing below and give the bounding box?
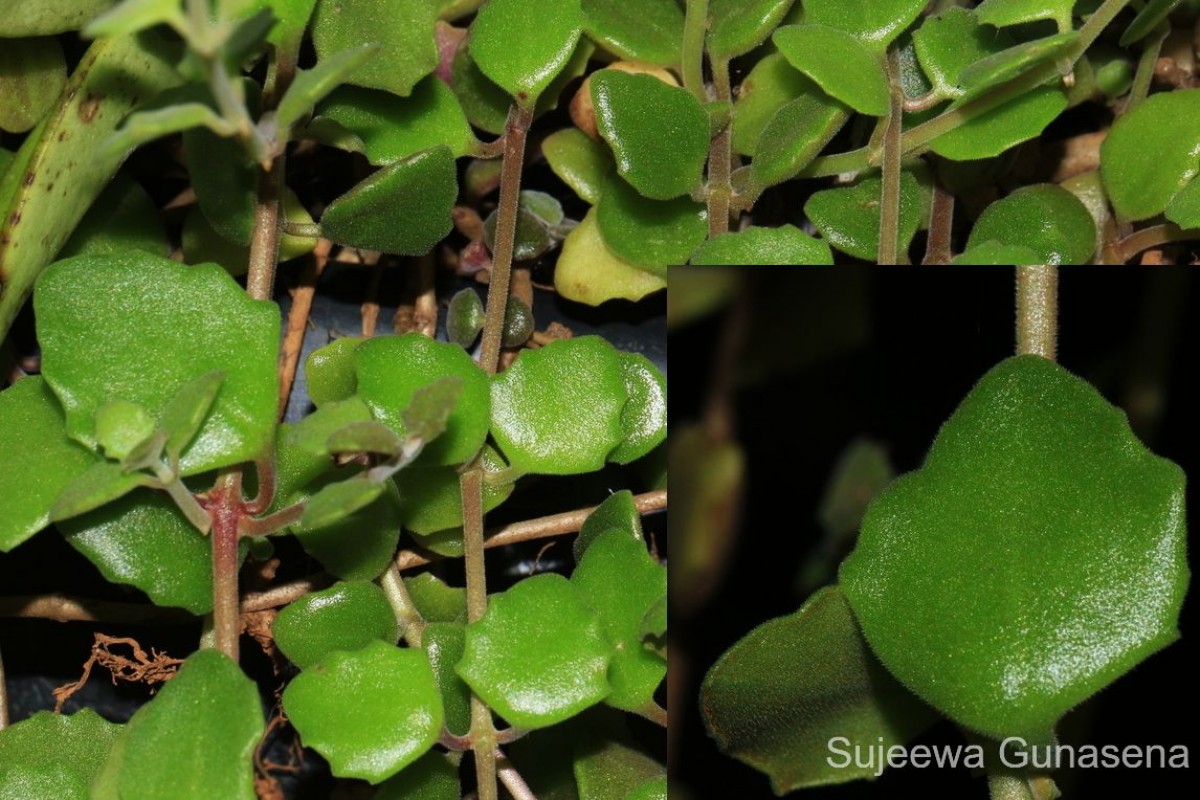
[802,0,925,49]
[542,127,614,205]
[580,0,683,65]
[804,169,930,262]
[555,208,666,305]
[966,184,1096,266]
[773,25,889,116]
[595,173,706,272]
[312,0,437,97]
[708,0,797,60]
[273,581,398,669]
[689,225,834,265]
[469,0,583,104]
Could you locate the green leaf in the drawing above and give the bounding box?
[773,25,889,116]
[50,461,152,522]
[1120,0,1180,46]
[542,127,613,205]
[276,43,379,134]
[83,0,184,39]
[689,225,834,265]
[160,370,226,463]
[312,0,437,97]
[283,641,444,783]
[314,78,474,165]
[107,650,262,800]
[572,529,666,711]
[1100,89,1200,222]
[469,0,583,104]
[580,0,683,65]
[927,84,1067,161]
[482,207,554,262]
[958,32,1077,100]
[0,1,117,35]
[60,489,216,612]
[591,71,708,200]
[266,0,319,51]
[355,334,489,466]
[0,378,98,552]
[449,41,515,135]
[305,337,363,406]
[575,489,644,562]
[595,174,706,272]
[293,475,403,580]
[800,0,925,49]
[912,7,1012,101]
[275,397,374,499]
[372,751,461,800]
[731,53,816,158]
[321,146,457,256]
[59,173,168,260]
[301,478,387,529]
[273,581,398,668]
[966,184,1096,266]
[447,288,484,348]
[395,446,514,535]
[1164,173,1200,229]
[490,336,627,475]
[0,32,181,339]
[708,0,797,60]
[977,0,1076,31]
[701,587,937,792]
[404,573,467,623]
[458,573,611,728]
[326,420,405,456]
[840,355,1188,740]
[556,208,665,306]
[572,721,664,800]
[609,352,666,465]
[35,254,279,474]
[750,94,849,189]
[422,622,473,736]
[804,169,930,262]
[184,119,258,246]
[952,241,1044,266]
[627,776,667,800]
[94,399,156,460]
[0,37,67,134]
[0,709,121,800]
[107,102,233,155]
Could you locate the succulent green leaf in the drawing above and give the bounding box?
[708,0,796,60]
[107,102,233,155]
[60,489,216,612]
[951,242,1043,266]
[355,334,488,466]
[50,461,153,522]
[701,587,937,792]
[404,573,468,623]
[94,399,156,460]
[572,724,665,800]
[314,79,474,165]
[1100,89,1200,222]
[575,489,644,562]
[321,146,457,256]
[927,84,1067,161]
[0,709,120,799]
[109,650,262,800]
[591,71,708,200]
[773,25,889,116]
[284,641,444,783]
[83,0,185,39]
[266,0,319,50]
[502,295,535,347]
[490,336,627,475]
[840,355,1189,740]
[0,1,117,35]
[966,184,1096,266]
[449,41,516,135]
[59,173,168,260]
[372,751,461,800]
[0,32,181,340]
[483,207,554,262]
[804,169,930,262]
[160,370,225,463]
[35,254,278,474]
[542,127,614,205]
[273,581,398,668]
[0,378,98,551]
[595,174,705,272]
[977,0,1076,30]
[580,0,683,65]
[731,53,816,158]
[275,397,374,498]
[572,529,666,711]
[1120,0,1180,46]
[447,288,484,348]
[458,573,611,728]
[312,0,437,97]
[1164,174,1200,229]
[555,208,666,306]
[958,32,1077,100]
[276,43,379,134]
[293,475,403,580]
[394,447,513,535]
[750,94,849,189]
[0,37,68,134]
[184,119,258,246]
[305,337,362,406]
[301,478,387,529]
[912,7,1012,101]
[423,622,473,736]
[609,352,666,465]
[800,0,925,49]
[689,225,834,265]
[469,0,583,104]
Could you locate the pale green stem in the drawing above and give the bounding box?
[1016,266,1058,361]
[1125,23,1169,113]
[683,0,710,103]
[380,565,425,647]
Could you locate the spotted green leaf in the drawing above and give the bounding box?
[840,356,1188,740]
[750,94,849,189]
[458,573,611,728]
[701,587,937,792]
[773,25,888,116]
[469,0,583,104]
[1100,89,1200,222]
[82,0,184,39]
[542,127,614,205]
[274,581,398,668]
[800,0,924,49]
[0,0,117,35]
[804,169,930,262]
[596,174,706,272]
[689,225,834,265]
[708,0,796,60]
[284,641,443,783]
[591,71,708,200]
[312,0,437,97]
[0,37,67,134]
[0,709,120,800]
[966,185,1095,266]
[580,0,683,65]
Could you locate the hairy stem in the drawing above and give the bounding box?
[1124,23,1169,114]
[246,52,298,301]
[878,49,904,265]
[1114,223,1200,262]
[682,0,710,104]
[0,645,9,730]
[923,182,955,264]
[461,465,498,800]
[1016,266,1058,361]
[208,470,244,661]
[707,57,733,238]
